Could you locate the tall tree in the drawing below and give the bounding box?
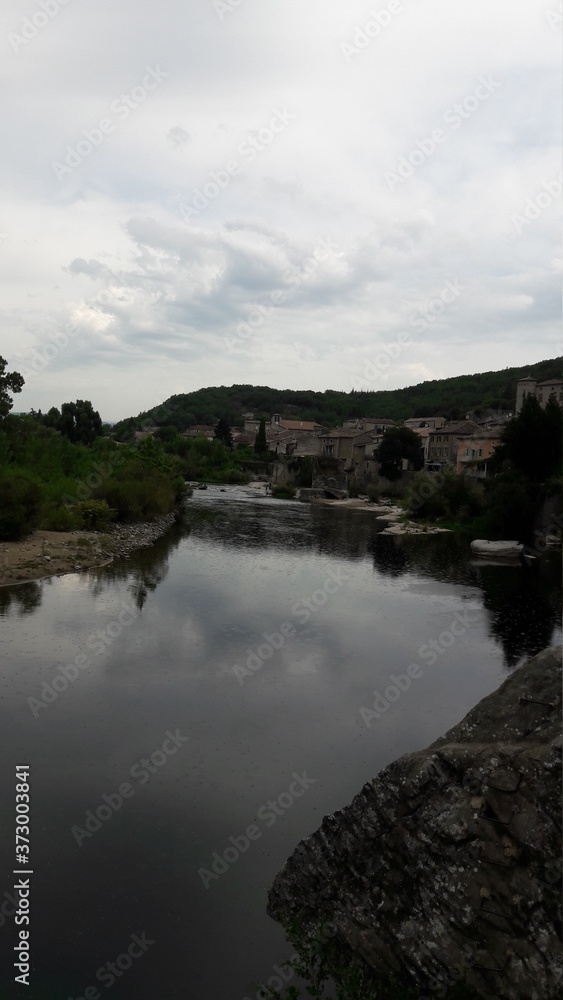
[376,427,424,480]
[254,417,268,454]
[47,400,103,445]
[494,394,562,482]
[215,417,233,450]
[0,357,24,418]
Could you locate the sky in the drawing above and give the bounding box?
[1,0,561,421]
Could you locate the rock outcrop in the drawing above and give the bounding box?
[268,647,562,999]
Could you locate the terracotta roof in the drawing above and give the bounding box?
[433,420,481,435]
[279,419,322,431]
[322,427,367,438]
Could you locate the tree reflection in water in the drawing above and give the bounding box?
[88,522,187,611]
[0,580,42,616]
[370,533,562,670]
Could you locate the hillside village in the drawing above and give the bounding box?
[136,374,563,496]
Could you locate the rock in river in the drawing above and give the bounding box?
[268,646,562,999]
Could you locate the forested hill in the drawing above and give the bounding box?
[114,357,561,435]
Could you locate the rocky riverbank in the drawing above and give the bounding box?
[0,513,176,588]
[268,646,563,1000]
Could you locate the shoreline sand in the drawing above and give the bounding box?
[0,514,176,589]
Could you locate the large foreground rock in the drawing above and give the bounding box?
[268,647,562,999]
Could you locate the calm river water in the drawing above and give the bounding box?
[1,485,561,999]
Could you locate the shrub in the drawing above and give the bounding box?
[225,468,248,484]
[40,503,81,532]
[95,464,177,521]
[0,470,44,540]
[74,499,115,530]
[407,469,483,521]
[272,484,296,500]
[366,484,381,503]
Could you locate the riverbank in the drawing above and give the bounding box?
[0,513,176,588]
[308,496,453,534]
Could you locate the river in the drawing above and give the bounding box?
[1,485,561,999]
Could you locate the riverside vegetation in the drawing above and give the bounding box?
[0,355,561,548]
[364,393,562,545]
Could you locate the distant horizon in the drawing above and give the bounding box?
[11,354,560,424]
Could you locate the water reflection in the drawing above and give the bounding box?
[0,580,42,616]
[370,532,561,669]
[89,521,186,610]
[0,485,561,1000]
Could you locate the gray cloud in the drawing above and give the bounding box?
[0,0,559,419]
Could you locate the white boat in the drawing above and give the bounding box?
[470,539,523,559]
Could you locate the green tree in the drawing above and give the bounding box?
[47,400,103,446]
[215,417,233,450]
[493,394,562,482]
[254,417,268,454]
[0,357,25,419]
[376,427,423,480]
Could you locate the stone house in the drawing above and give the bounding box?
[404,416,446,431]
[455,427,503,478]
[516,376,563,414]
[271,414,324,433]
[182,425,216,440]
[320,428,366,465]
[343,417,395,433]
[426,420,481,471]
[350,431,382,487]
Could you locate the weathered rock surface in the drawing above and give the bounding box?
[268,647,562,999]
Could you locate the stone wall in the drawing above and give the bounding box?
[268,646,563,999]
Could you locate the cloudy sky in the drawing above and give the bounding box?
[1,0,560,420]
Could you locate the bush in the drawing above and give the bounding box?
[272,484,296,500]
[74,499,115,530]
[407,469,484,522]
[366,484,381,503]
[94,463,177,521]
[0,470,44,540]
[40,503,81,532]
[225,468,248,484]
